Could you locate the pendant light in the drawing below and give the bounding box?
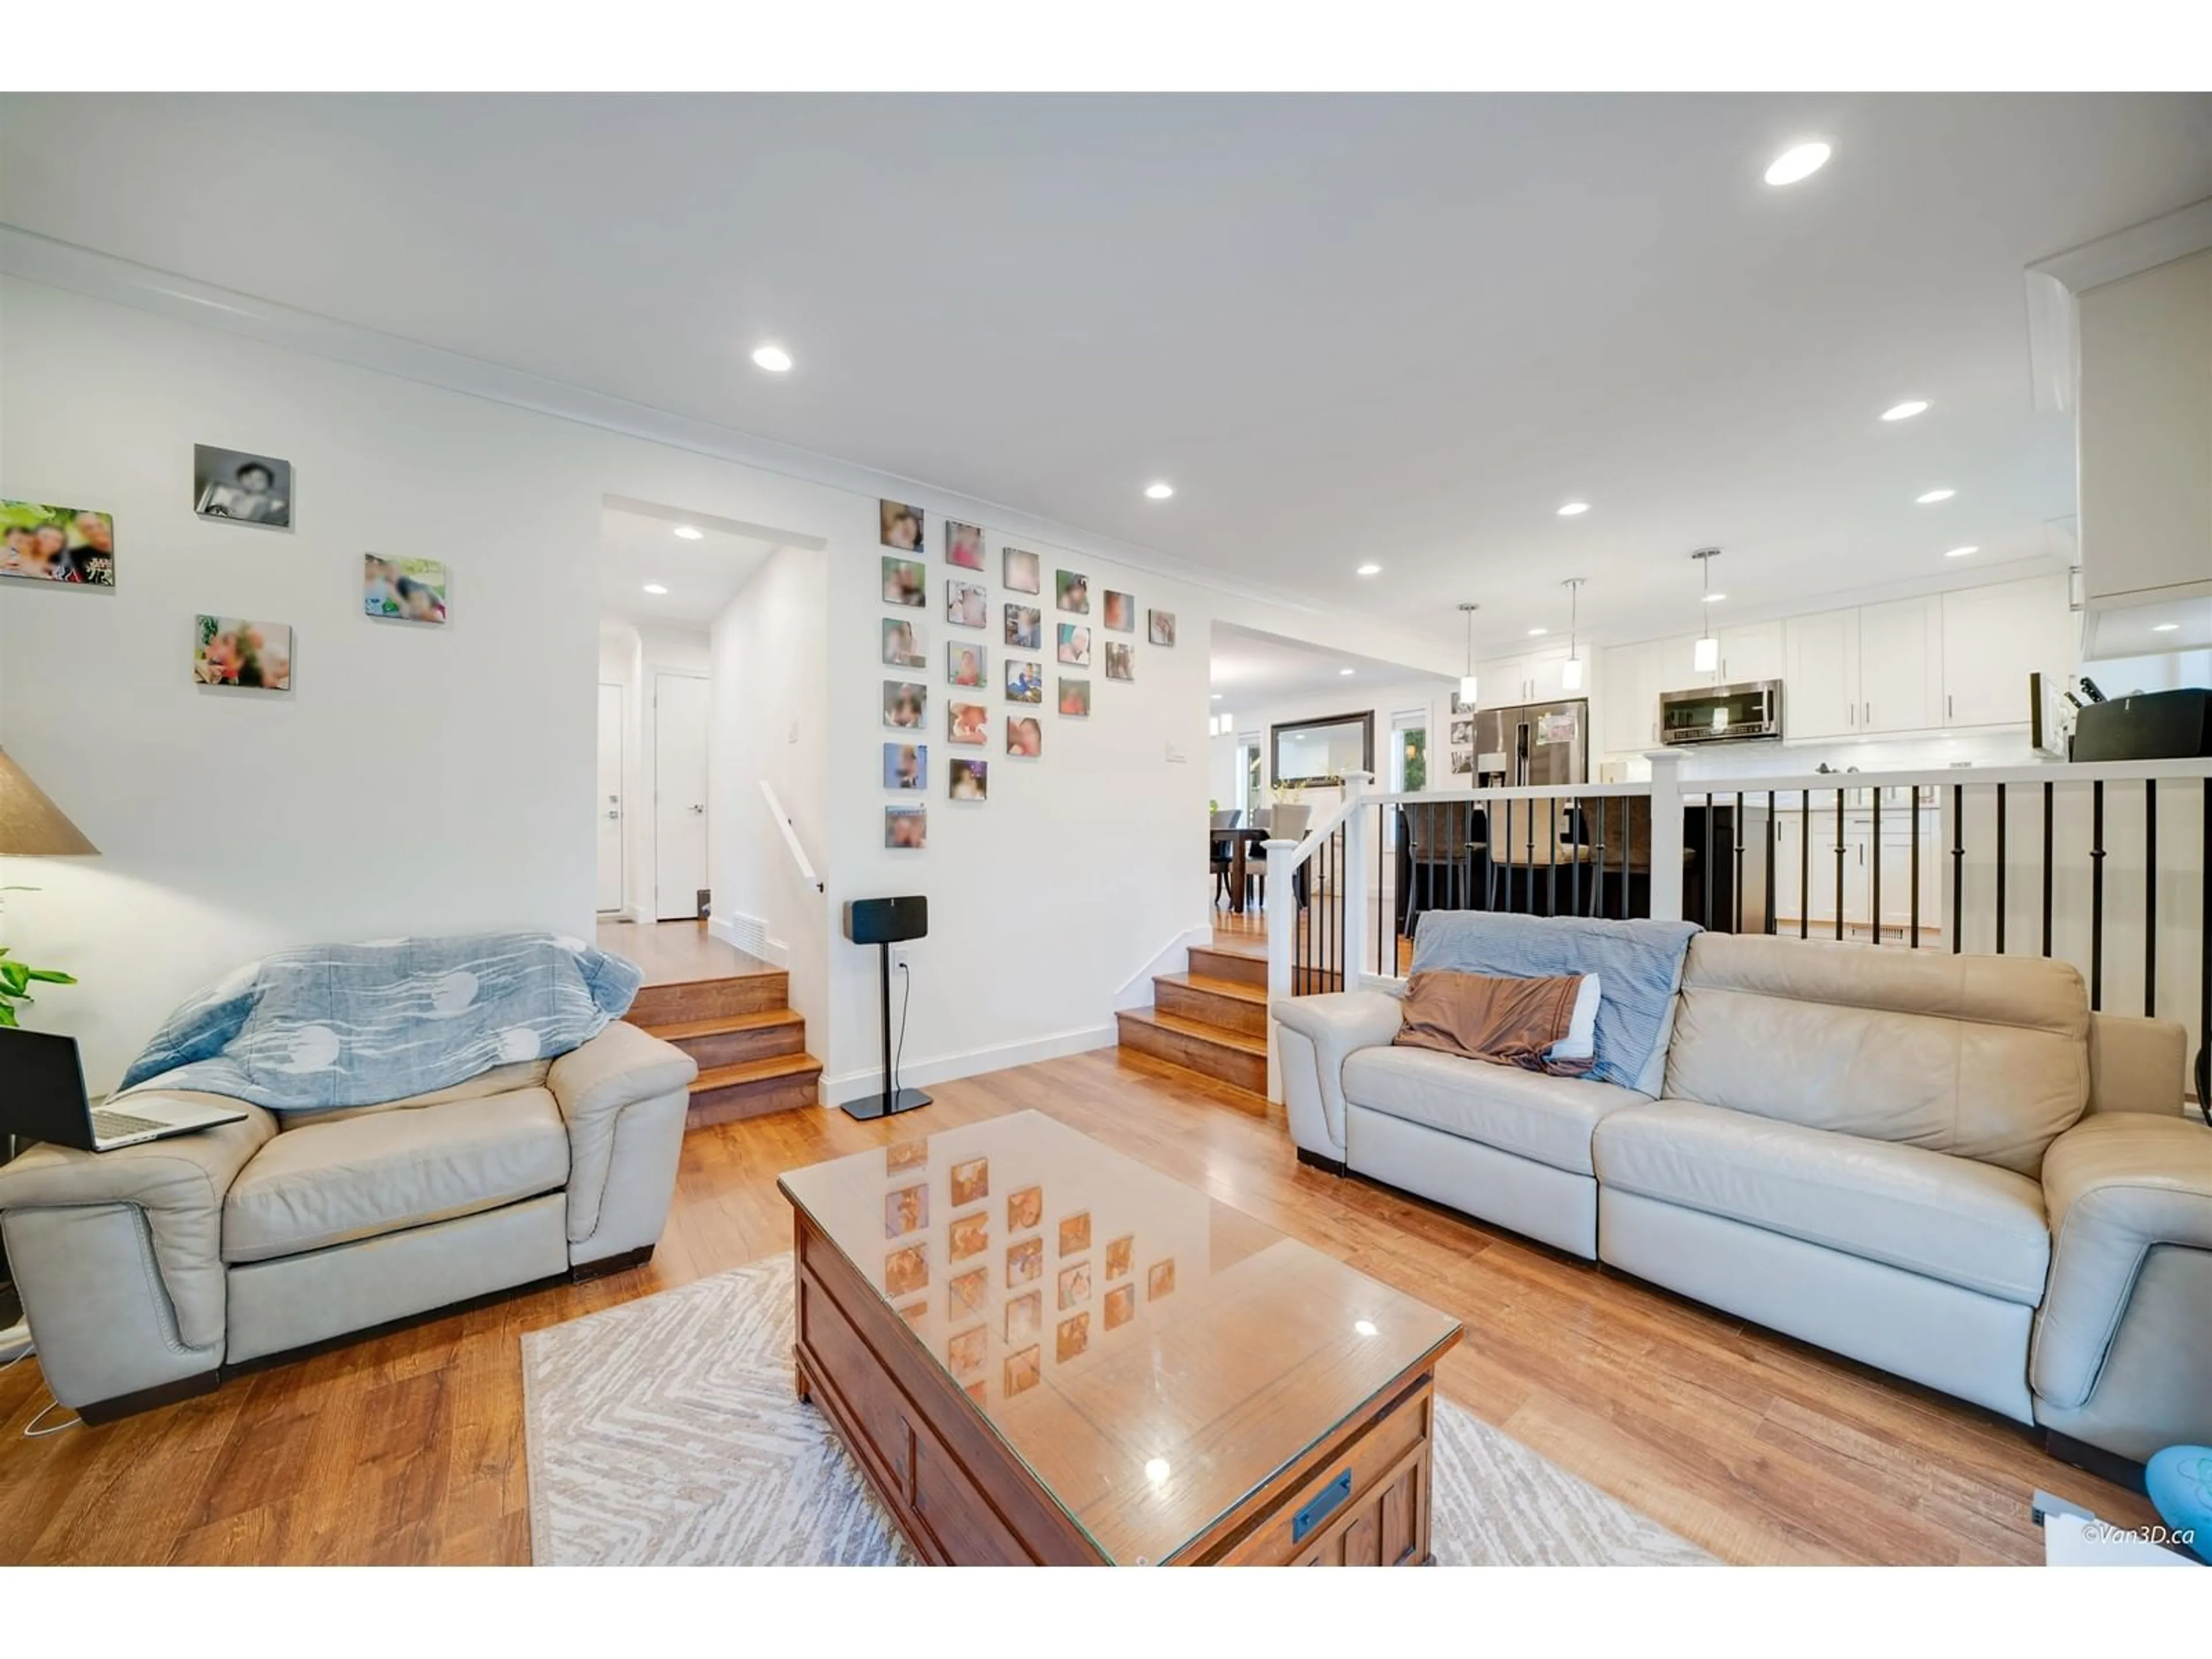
[1559,578,1586,692]
[1691,549,1721,674]
[1457,602,1480,709]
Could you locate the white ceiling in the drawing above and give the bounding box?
[6,94,2209,654]
[1211,623,1453,704]
[599,503,777,625]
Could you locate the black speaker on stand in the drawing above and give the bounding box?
[842,895,931,1122]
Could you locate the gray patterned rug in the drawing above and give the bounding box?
[521,1253,1711,1566]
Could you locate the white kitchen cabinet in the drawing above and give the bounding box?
[1523,647,1575,703]
[1783,608,1862,740]
[1715,620,1785,685]
[1940,575,2071,729]
[1600,640,1662,753]
[1857,596,1944,735]
[1478,647,1575,709]
[1770,798,1941,942]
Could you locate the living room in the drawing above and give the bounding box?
[1,19,2209,1636]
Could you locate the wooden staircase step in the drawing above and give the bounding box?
[1114,1006,1267,1094]
[642,1007,805,1069]
[629,971,789,1027]
[1152,971,1270,1039]
[1185,944,1268,989]
[686,1051,821,1128]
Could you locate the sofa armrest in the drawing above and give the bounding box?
[0,1096,275,1408]
[2032,1112,2212,1411]
[1271,990,1403,1160]
[2086,1012,2189,1116]
[547,1022,697,1264]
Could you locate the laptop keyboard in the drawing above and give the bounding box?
[91,1109,169,1141]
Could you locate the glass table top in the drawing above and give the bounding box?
[778,1109,1463,1565]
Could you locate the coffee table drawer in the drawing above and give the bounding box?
[1215,1377,1434,1566]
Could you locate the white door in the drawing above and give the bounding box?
[1941,576,2069,729]
[1783,608,1862,740]
[1858,596,1944,734]
[653,672,711,921]
[595,683,626,913]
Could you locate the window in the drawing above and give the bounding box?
[1237,734,1262,815]
[1387,710,1427,850]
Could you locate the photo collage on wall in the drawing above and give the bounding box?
[7,442,453,697]
[1449,691,1475,776]
[877,1134,1179,1411]
[877,500,1171,851]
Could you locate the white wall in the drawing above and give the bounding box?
[1,274,1427,1099]
[1209,676,1455,804]
[709,544,830,1041]
[0,278,873,1089]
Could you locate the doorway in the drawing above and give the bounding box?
[596,681,626,914]
[653,670,711,920]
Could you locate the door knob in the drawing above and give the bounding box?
[605,810,620,820]
[690,803,706,815]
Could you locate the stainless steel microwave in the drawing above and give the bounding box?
[1658,679,1784,745]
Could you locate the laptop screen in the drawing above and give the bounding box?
[0,1029,95,1151]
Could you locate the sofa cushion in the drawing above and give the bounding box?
[1342,1044,1647,1177]
[1662,933,2089,1176]
[222,1087,571,1264]
[1593,1100,2051,1305]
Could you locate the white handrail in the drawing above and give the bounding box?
[759,779,824,894]
[1364,755,2212,805]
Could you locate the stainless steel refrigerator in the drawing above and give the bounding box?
[1473,699,1588,787]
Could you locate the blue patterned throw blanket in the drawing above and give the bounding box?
[116,932,644,1115]
[1410,911,1700,1093]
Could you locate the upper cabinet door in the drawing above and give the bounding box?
[1524,647,1576,704]
[1600,641,1660,753]
[1716,620,1785,685]
[1783,608,1861,740]
[1941,575,2071,728]
[1476,651,1529,710]
[1857,596,1944,734]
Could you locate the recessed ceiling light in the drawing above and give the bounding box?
[2153,622,2181,632]
[1339,667,1355,676]
[751,344,792,373]
[672,525,703,540]
[1210,692,1223,699]
[642,583,668,595]
[1556,502,1591,517]
[1945,545,1978,558]
[1144,482,1174,501]
[1916,488,1956,504]
[1527,627,1548,637]
[1355,562,1381,576]
[1764,141,1832,186]
[1702,592,1728,604]
[1881,400,1930,422]
[1353,1319,1378,1337]
[1144,1458,1171,1483]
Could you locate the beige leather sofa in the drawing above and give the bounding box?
[0,1022,696,1421]
[1274,932,2208,1468]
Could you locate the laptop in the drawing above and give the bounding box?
[0,1029,247,1152]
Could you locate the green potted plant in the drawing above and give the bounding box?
[0,943,74,1028]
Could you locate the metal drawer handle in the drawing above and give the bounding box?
[1292,1468,1354,1544]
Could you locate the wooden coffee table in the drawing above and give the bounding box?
[779,1109,1462,1565]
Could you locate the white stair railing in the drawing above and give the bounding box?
[759,779,824,894]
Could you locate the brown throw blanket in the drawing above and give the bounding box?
[1392,969,1590,1075]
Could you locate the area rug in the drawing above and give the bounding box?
[521,1253,1711,1566]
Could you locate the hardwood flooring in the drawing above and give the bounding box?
[0,1050,2153,1565]
[593,916,777,983]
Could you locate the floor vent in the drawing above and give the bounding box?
[726,912,771,960]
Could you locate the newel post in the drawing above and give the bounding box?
[1263,836,1297,1100]
[1645,749,1685,922]
[1339,770,1373,988]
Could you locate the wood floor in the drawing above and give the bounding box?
[0,1048,2153,1565]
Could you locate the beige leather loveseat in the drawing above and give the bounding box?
[0,1022,696,1421]
[1275,931,2208,1468]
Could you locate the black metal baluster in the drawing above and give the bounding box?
[1799,790,1810,939]
[1910,786,1922,949]
[2042,781,2055,957]
[1834,789,1846,943]
[1571,797,1584,917]
[1950,783,1964,955]
[1547,796,1560,918]
[2090,780,2106,1012]
[1734,791,1745,934]
[1703,795,1716,930]
[2143,779,2156,1019]
[1872,790,1884,943]
[1524,796,1536,917]
[1995,783,2008,955]
[1764,790,1777,934]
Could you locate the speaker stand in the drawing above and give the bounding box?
[840,940,931,1122]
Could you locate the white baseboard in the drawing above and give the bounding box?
[820,1022,1118,1107]
[1114,923,1214,1012]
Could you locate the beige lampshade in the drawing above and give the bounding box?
[0,748,99,856]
